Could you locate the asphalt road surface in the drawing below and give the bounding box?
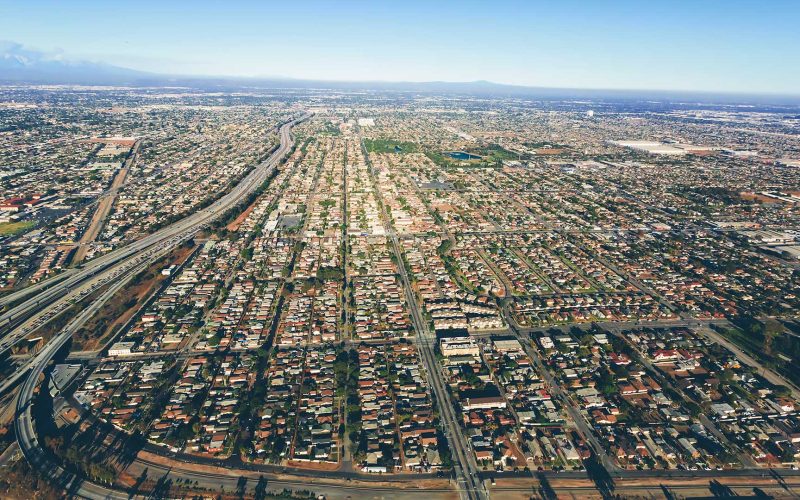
[0,115,308,361]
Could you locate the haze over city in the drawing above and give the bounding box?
[1,2,800,500]
[2,0,800,94]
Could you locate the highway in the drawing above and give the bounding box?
[14,262,144,499]
[0,247,170,394]
[12,257,454,498]
[0,114,309,360]
[0,235,189,357]
[0,441,19,467]
[12,257,455,499]
[10,115,333,500]
[9,117,800,500]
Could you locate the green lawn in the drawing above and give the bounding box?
[364,138,419,154]
[0,220,36,236]
[426,143,520,169]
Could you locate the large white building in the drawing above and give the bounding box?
[440,336,480,357]
[108,341,135,357]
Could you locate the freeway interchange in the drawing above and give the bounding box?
[2,114,305,395]
[8,114,312,498]
[3,110,800,500]
[0,115,308,392]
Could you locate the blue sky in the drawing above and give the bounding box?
[1,0,799,94]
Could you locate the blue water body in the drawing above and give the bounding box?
[446,151,481,160]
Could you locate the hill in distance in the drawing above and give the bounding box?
[2,40,799,106]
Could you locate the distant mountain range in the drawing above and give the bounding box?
[2,41,799,105]
[0,41,153,84]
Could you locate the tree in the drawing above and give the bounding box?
[773,385,792,398]
[763,318,783,355]
[596,367,617,396]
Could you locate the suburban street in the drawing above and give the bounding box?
[363,137,488,500]
[1,41,799,500]
[0,116,308,363]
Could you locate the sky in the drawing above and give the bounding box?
[1,0,799,94]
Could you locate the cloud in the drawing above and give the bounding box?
[1,41,49,65]
[0,40,88,68]
[0,40,152,83]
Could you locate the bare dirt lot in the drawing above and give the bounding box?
[73,243,197,351]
